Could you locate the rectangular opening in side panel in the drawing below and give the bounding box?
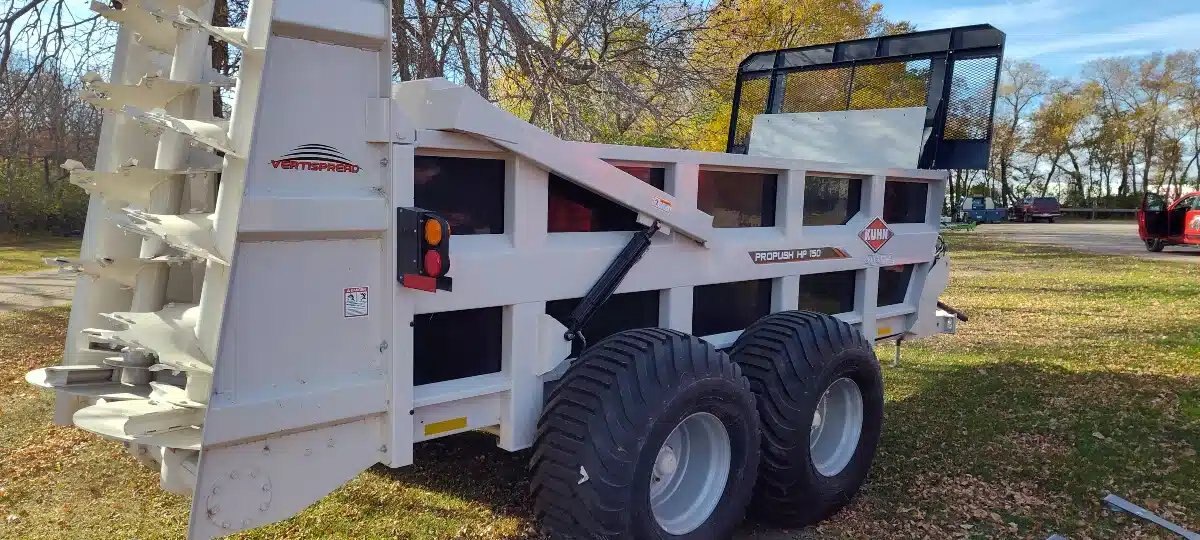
[546,290,660,344]
[883,180,929,223]
[413,306,503,385]
[798,270,857,314]
[877,265,915,307]
[804,176,862,226]
[548,165,663,232]
[692,279,773,336]
[415,156,506,234]
[610,164,666,190]
[697,170,778,228]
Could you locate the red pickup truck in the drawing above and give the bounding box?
[1009,196,1062,223]
[1139,191,1200,252]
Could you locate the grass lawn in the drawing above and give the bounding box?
[0,233,82,275]
[0,235,1196,539]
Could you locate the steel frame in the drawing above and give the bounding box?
[727,25,1005,170]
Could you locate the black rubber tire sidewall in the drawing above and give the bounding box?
[628,378,759,540]
[531,329,760,540]
[781,347,883,523]
[730,312,884,527]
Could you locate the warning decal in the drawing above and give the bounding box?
[344,287,368,318]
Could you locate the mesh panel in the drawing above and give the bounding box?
[848,60,931,110]
[731,75,771,150]
[781,68,851,113]
[944,56,999,140]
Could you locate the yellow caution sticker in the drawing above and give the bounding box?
[877,326,893,337]
[424,416,468,436]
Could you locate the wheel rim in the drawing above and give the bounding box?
[649,412,731,535]
[809,377,864,477]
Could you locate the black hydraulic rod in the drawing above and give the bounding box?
[937,301,969,322]
[564,221,661,347]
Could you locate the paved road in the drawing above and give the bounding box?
[0,270,75,313]
[975,222,1200,264]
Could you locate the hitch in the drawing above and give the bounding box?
[937,301,968,322]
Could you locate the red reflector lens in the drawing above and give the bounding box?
[423,250,443,277]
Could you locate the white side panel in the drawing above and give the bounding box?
[748,107,926,169]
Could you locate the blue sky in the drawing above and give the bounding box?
[883,0,1200,77]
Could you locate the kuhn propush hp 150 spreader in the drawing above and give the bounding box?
[27,2,1002,537]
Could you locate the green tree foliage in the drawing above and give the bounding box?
[683,0,898,151]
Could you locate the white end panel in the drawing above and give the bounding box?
[203,240,388,445]
[188,417,383,539]
[190,22,393,539]
[748,107,926,168]
[908,257,951,338]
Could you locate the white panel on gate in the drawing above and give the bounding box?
[747,107,926,168]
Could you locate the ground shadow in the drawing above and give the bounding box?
[380,360,1198,539]
[370,431,536,523]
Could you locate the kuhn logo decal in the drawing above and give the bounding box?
[270,144,360,173]
[859,218,894,253]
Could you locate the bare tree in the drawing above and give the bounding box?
[991,60,1061,206]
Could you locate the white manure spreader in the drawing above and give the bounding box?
[27,1,1002,537]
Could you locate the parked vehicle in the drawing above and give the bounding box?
[957,196,1006,223]
[23,6,999,539]
[1139,191,1200,252]
[1010,196,1062,223]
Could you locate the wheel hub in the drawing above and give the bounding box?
[654,445,680,479]
[649,412,731,535]
[808,377,864,477]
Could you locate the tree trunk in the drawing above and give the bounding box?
[998,157,1011,206]
[1067,149,1084,202]
[1041,153,1063,197]
[1141,120,1157,193]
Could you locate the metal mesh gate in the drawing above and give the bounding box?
[944,56,1000,140]
[727,25,1005,170]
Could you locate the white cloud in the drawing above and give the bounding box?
[1008,11,1200,59]
[1070,49,1153,64]
[903,0,1078,30]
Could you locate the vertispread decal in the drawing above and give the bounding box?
[859,218,894,253]
[270,144,361,173]
[749,247,850,264]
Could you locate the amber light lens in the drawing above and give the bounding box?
[423,218,444,246]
